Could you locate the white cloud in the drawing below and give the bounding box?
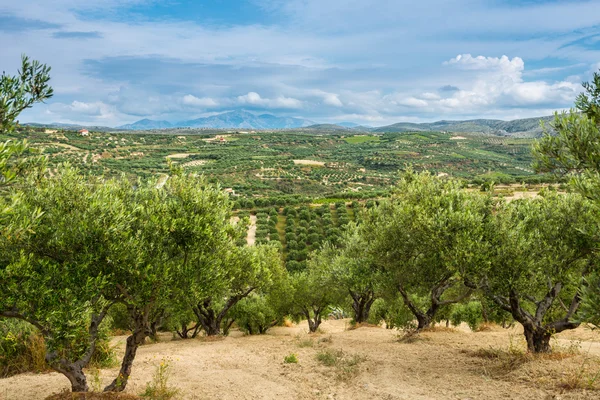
[182,95,218,107]
[237,92,303,109]
[322,93,343,107]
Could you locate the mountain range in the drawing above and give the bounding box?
[117,110,315,130]
[27,110,556,137]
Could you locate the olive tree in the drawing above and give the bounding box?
[330,227,380,324]
[532,70,600,328]
[475,192,597,353]
[104,173,236,392]
[360,172,490,330]
[0,169,132,392]
[289,243,345,333]
[189,244,284,336]
[1,55,52,188]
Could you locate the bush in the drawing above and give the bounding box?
[0,319,46,377]
[283,353,298,364]
[450,301,483,331]
[0,318,116,377]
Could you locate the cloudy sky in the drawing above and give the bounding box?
[2,0,600,127]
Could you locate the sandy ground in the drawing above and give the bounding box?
[2,320,600,400]
[246,215,257,246]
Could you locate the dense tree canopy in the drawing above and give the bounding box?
[359,171,490,330]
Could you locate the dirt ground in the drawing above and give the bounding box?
[2,320,600,400]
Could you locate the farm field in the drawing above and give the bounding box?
[2,320,599,400]
[13,128,549,200]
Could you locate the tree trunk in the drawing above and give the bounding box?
[53,362,88,393]
[104,306,151,392]
[350,291,375,324]
[194,289,255,336]
[416,313,433,330]
[104,328,148,392]
[176,322,200,339]
[305,308,322,333]
[523,324,552,353]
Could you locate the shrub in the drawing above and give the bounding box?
[141,358,179,400]
[450,301,483,331]
[0,319,47,377]
[283,353,298,364]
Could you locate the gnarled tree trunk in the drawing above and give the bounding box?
[104,307,151,392]
[349,289,375,324]
[3,305,110,393]
[304,306,322,333]
[193,288,255,336]
[176,322,201,339]
[398,279,471,331]
[523,324,552,353]
[485,284,581,353]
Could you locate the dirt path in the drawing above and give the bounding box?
[2,320,599,400]
[246,215,257,246]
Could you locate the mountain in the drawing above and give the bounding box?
[372,115,555,137]
[119,111,315,130]
[118,119,173,130]
[23,122,118,131]
[304,124,354,131]
[337,122,360,128]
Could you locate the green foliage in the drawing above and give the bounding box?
[283,353,298,364]
[141,358,179,400]
[360,171,490,329]
[1,55,53,134]
[0,319,46,377]
[450,302,483,331]
[230,294,280,335]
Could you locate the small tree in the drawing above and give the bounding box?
[331,227,380,324]
[361,172,489,330]
[188,243,284,336]
[476,192,597,353]
[289,244,344,333]
[104,173,236,392]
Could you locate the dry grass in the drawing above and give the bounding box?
[45,391,141,400]
[346,322,380,331]
[421,326,458,333]
[466,337,600,394]
[1,333,49,377]
[476,322,499,332]
[315,349,367,381]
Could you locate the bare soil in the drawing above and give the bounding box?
[2,320,600,400]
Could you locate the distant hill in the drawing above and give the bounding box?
[372,116,555,137]
[23,122,119,132]
[337,122,361,128]
[303,124,354,131]
[118,119,173,130]
[118,111,315,130]
[26,112,555,137]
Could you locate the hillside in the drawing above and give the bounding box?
[372,115,555,137]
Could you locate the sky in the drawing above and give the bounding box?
[1,0,600,127]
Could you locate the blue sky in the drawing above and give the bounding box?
[1,0,599,127]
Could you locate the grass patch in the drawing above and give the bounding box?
[283,353,298,364]
[315,349,367,381]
